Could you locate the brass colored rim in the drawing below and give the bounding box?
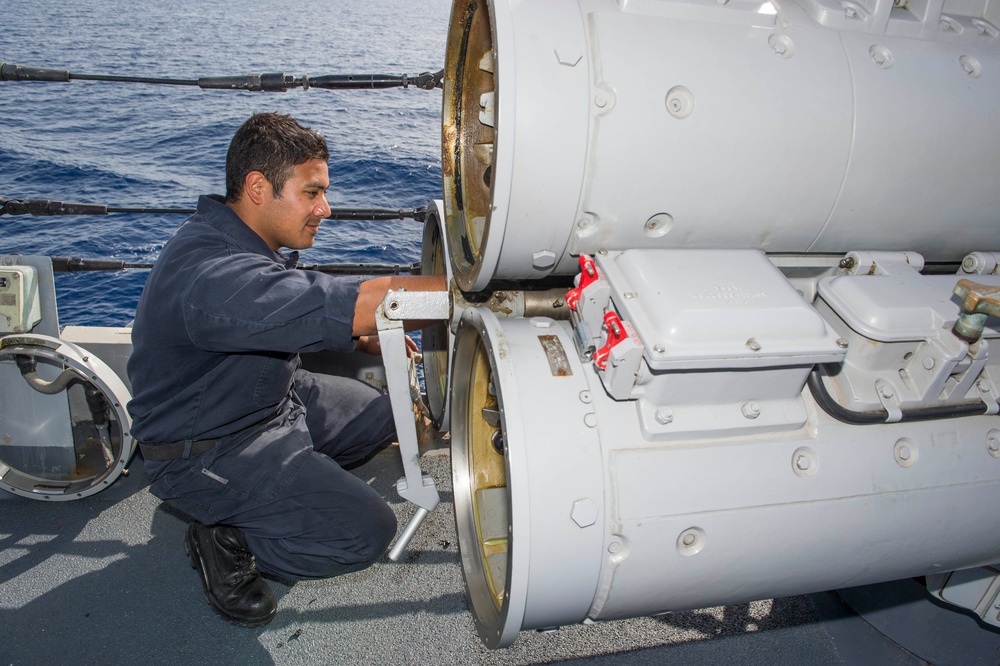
[419,207,451,429]
[465,333,508,609]
[442,0,496,285]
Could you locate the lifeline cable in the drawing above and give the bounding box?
[0,198,429,222]
[0,63,444,91]
[50,256,421,275]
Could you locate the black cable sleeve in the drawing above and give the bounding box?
[295,262,421,275]
[806,368,990,424]
[0,63,70,81]
[50,257,153,271]
[326,207,426,221]
[197,73,298,91]
[307,74,408,90]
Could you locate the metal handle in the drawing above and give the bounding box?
[952,279,1000,343]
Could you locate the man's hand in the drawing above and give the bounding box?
[356,334,418,357]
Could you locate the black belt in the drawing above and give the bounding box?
[137,405,283,461]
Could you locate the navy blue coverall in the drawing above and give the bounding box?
[127,195,397,580]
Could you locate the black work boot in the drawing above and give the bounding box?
[184,522,277,627]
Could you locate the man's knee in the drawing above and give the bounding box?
[348,499,398,567]
[306,499,397,578]
[254,496,398,580]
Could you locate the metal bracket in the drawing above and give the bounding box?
[875,379,903,423]
[376,289,450,560]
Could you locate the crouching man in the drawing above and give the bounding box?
[127,112,445,626]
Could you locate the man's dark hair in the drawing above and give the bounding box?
[225,113,330,202]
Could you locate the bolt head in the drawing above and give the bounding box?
[554,41,582,67]
[532,250,557,270]
[571,498,599,528]
[795,455,811,471]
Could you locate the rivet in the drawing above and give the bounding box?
[664,86,694,119]
[987,430,1000,458]
[644,213,673,238]
[836,338,849,349]
[746,338,762,352]
[676,527,705,556]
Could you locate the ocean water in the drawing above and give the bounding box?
[0,0,452,326]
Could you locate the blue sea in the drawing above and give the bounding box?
[0,0,452,327]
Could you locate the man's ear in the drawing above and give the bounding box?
[244,171,269,205]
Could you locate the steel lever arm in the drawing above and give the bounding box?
[376,289,450,560]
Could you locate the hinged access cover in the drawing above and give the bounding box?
[596,249,845,370]
[818,274,1000,342]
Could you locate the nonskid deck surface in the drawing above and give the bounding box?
[1,444,997,666]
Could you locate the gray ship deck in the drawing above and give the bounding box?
[3,443,999,665]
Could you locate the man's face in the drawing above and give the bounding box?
[257,158,331,251]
